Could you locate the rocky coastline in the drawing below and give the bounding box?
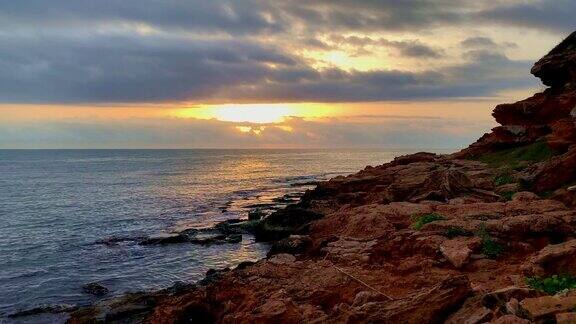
[66,32,576,323]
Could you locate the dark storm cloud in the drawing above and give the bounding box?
[0,34,299,103]
[274,0,466,32]
[212,50,535,102]
[461,37,499,49]
[0,0,565,104]
[332,36,443,58]
[2,1,570,35]
[0,0,284,34]
[477,0,576,33]
[0,31,536,103]
[278,0,575,33]
[386,40,444,59]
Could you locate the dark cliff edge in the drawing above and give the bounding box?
[67,32,576,324]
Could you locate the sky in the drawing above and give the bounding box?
[0,0,573,149]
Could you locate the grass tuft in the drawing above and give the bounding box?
[477,225,504,259]
[500,191,515,201]
[475,141,557,169]
[494,173,515,186]
[412,213,445,230]
[526,275,576,295]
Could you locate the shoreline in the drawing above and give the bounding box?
[3,171,330,322]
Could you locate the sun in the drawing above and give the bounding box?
[173,103,335,124]
[212,104,293,123]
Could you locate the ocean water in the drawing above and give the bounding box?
[0,149,424,321]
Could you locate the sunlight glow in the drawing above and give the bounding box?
[235,126,265,135]
[173,103,335,124]
[213,104,292,123]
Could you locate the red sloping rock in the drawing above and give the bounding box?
[531,31,576,87]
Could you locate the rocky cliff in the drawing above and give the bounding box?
[69,32,576,324]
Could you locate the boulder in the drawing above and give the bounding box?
[482,286,541,309]
[188,234,228,245]
[530,148,576,193]
[440,237,481,269]
[557,312,576,324]
[267,235,312,257]
[254,206,323,241]
[9,304,78,318]
[520,295,576,321]
[82,282,110,297]
[522,240,576,276]
[348,276,472,323]
[491,315,531,324]
[248,209,266,221]
[139,234,188,245]
[482,286,539,309]
[505,298,520,316]
[139,229,242,246]
[351,291,388,307]
[267,253,296,265]
[531,31,576,87]
[445,305,492,324]
[511,192,539,201]
[408,169,476,202]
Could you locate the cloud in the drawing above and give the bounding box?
[0,115,492,149]
[0,0,566,104]
[461,37,499,49]
[385,40,444,59]
[0,29,537,104]
[332,36,444,58]
[0,34,299,103]
[477,0,576,33]
[0,0,283,35]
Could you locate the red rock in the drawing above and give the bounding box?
[557,312,576,324]
[344,276,472,323]
[491,314,531,324]
[440,237,481,269]
[446,306,492,324]
[531,31,576,87]
[522,240,576,276]
[520,295,576,321]
[511,192,539,201]
[482,286,539,309]
[530,147,576,193]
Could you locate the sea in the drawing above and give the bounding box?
[0,149,443,322]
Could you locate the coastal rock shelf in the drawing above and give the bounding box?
[69,32,576,323]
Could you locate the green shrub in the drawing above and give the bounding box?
[526,275,576,295]
[477,225,504,259]
[444,226,472,238]
[500,191,515,201]
[412,213,445,230]
[482,238,504,259]
[476,141,557,169]
[494,173,515,186]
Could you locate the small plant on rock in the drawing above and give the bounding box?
[477,225,504,259]
[494,173,515,186]
[500,191,515,201]
[526,275,576,295]
[412,213,445,230]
